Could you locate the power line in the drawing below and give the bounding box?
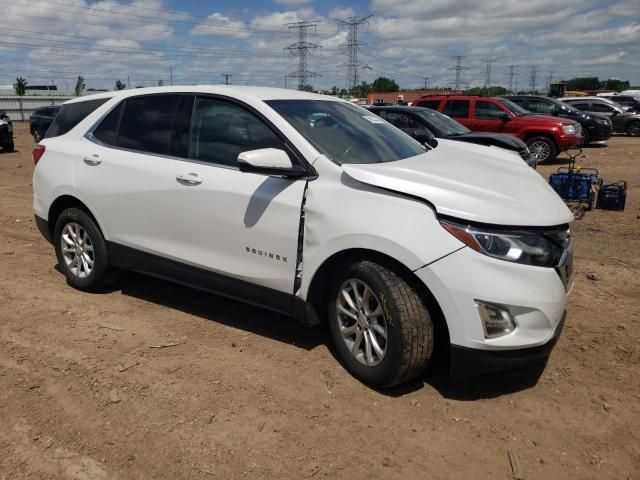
[529,65,538,93]
[337,15,373,92]
[482,57,499,87]
[508,65,519,93]
[450,55,468,91]
[284,20,322,90]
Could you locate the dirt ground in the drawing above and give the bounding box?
[1,123,638,480]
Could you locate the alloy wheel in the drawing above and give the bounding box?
[529,140,551,161]
[60,222,94,279]
[336,278,388,366]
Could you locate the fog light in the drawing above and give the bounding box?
[475,300,516,338]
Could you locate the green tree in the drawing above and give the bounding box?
[329,85,338,96]
[299,84,314,92]
[602,78,630,92]
[351,81,371,98]
[74,75,86,96]
[371,76,399,92]
[562,77,600,91]
[467,85,508,96]
[114,80,126,90]
[14,77,27,96]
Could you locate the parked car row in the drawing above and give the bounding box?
[412,95,583,162]
[559,97,640,137]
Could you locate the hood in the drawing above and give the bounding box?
[341,139,573,227]
[516,113,576,126]
[452,132,526,151]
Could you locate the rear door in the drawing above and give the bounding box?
[590,102,625,130]
[169,95,307,294]
[442,99,472,129]
[77,94,189,255]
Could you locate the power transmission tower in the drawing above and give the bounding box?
[529,65,538,93]
[221,74,232,85]
[284,20,322,90]
[337,15,373,92]
[482,58,499,87]
[450,56,468,91]
[508,65,519,93]
[546,71,554,91]
[423,76,429,89]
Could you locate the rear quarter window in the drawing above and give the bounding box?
[46,99,109,138]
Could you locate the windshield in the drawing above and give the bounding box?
[498,98,530,116]
[413,108,470,136]
[266,100,426,165]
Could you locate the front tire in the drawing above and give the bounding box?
[580,128,590,146]
[53,207,117,291]
[626,121,640,137]
[328,260,434,388]
[526,136,557,163]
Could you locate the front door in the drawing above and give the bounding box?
[170,96,307,294]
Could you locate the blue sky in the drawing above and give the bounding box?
[1,0,638,92]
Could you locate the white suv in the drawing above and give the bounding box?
[33,86,573,387]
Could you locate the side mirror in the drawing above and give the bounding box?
[238,148,307,178]
[499,112,511,121]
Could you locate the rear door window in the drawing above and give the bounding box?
[46,98,109,138]
[526,99,555,114]
[442,100,470,118]
[569,102,590,111]
[117,95,181,155]
[591,103,615,113]
[379,111,419,129]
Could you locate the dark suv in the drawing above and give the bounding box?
[561,97,640,137]
[0,111,14,152]
[503,95,612,145]
[29,106,60,142]
[413,95,582,162]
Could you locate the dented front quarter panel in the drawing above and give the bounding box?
[298,157,464,300]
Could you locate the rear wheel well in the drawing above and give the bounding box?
[47,196,100,238]
[306,249,450,365]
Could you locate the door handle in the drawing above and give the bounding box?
[176,173,203,186]
[83,155,101,166]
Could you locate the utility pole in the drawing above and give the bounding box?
[284,20,322,90]
[450,55,468,91]
[221,74,232,85]
[127,74,130,89]
[482,57,499,88]
[508,65,519,93]
[546,71,554,91]
[170,66,173,86]
[337,15,373,93]
[529,65,538,93]
[423,76,429,90]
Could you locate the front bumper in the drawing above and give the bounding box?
[415,246,570,376]
[586,122,612,142]
[556,134,581,151]
[449,313,565,378]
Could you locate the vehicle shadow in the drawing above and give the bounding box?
[118,271,326,351]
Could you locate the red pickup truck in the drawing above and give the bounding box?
[413,95,582,162]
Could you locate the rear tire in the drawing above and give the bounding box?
[53,207,118,291]
[626,121,640,137]
[2,140,14,152]
[526,136,557,163]
[328,260,434,388]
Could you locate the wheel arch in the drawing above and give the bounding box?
[305,248,451,362]
[47,195,104,240]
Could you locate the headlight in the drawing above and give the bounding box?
[0,120,6,126]
[596,118,610,126]
[562,124,578,135]
[440,218,571,267]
